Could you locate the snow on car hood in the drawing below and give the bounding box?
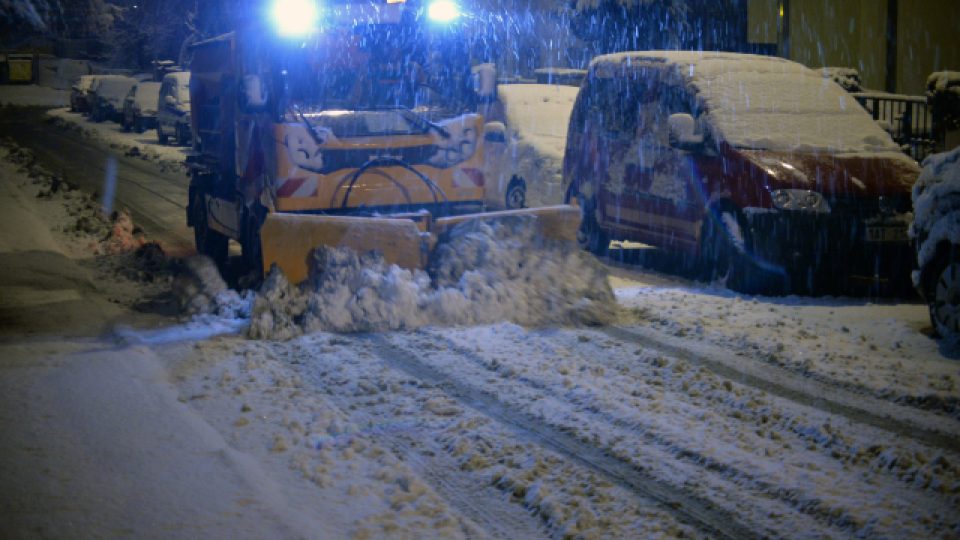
[133,82,161,113]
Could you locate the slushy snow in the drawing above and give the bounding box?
[248,215,616,338]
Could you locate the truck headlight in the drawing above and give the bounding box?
[427,0,459,22]
[272,0,318,37]
[770,189,831,213]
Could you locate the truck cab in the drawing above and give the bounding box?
[186,0,501,281]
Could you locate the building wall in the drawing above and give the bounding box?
[897,0,960,95]
[748,0,958,95]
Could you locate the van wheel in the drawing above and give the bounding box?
[157,124,169,145]
[505,178,526,209]
[576,195,609,256]
[927,250,960,340]
[700,206,783,295]
[134,117,144,133]
[190,189,228,266]
[240,207,265,284]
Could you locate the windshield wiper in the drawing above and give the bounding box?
[398,108,451,139]
[291,105,325,145]
[357,106,450,139]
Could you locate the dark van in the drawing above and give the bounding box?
[563,52,921,293]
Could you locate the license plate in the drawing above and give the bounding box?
[866,226,908,243]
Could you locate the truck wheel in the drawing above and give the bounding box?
[157,124,168,145]
[190,190,228,266]
[176,124,189,146]
[240,208,264,282]
[576,195,609,256]
[927,250,960,340]
[505,178,526,209]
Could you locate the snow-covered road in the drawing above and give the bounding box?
[1,104,958,538]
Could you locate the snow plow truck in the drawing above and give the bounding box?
[186,0,578,284]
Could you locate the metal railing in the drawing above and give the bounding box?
[852,92,934,161]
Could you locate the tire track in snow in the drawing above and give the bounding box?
[604,325,960,452]
[362,333,760,540]
[290,348,550,540]
[418,329,892,539]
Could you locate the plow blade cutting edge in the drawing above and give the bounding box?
[259,205,581,284]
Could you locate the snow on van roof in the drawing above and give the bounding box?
[589,51,902,155]
[94,76,137,101]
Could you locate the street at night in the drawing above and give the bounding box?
[1,1,958,538]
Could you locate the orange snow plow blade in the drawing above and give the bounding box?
[260,205,580,284]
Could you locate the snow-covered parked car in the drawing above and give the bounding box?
[157,71,191,145]
[122,81,161,132]
[911,147,960,338]
[89,75,137,123]
[70,74,98,113]
[483,83,579,209]
[564,51,921,294]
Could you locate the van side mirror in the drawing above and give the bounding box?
[242,74,268,111]
[164,95,177,107]
[668,113,704,151]
[484,121,506,143]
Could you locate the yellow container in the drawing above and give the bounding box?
[8,55,33,83]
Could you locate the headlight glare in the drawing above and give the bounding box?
[427,0,459,22]
[272,0,319,37]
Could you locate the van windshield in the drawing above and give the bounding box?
[691,63,900,154]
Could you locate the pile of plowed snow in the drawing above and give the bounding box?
[182,215,616,338]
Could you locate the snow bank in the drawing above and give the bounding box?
[911,147,960,274]
[0,84,69,107]
[248,215,616,338]
[820,67,863,93]
[46,108,189,171]
[927,71,960,96]
[173,256,252,318]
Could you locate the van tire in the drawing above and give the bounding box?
[157,124,169,145]
[700,205,784,295]
[576,196,610,256]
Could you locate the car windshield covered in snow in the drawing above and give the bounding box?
[93,76,137,104]
[133,82,161,110]
[591,52,902,154]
